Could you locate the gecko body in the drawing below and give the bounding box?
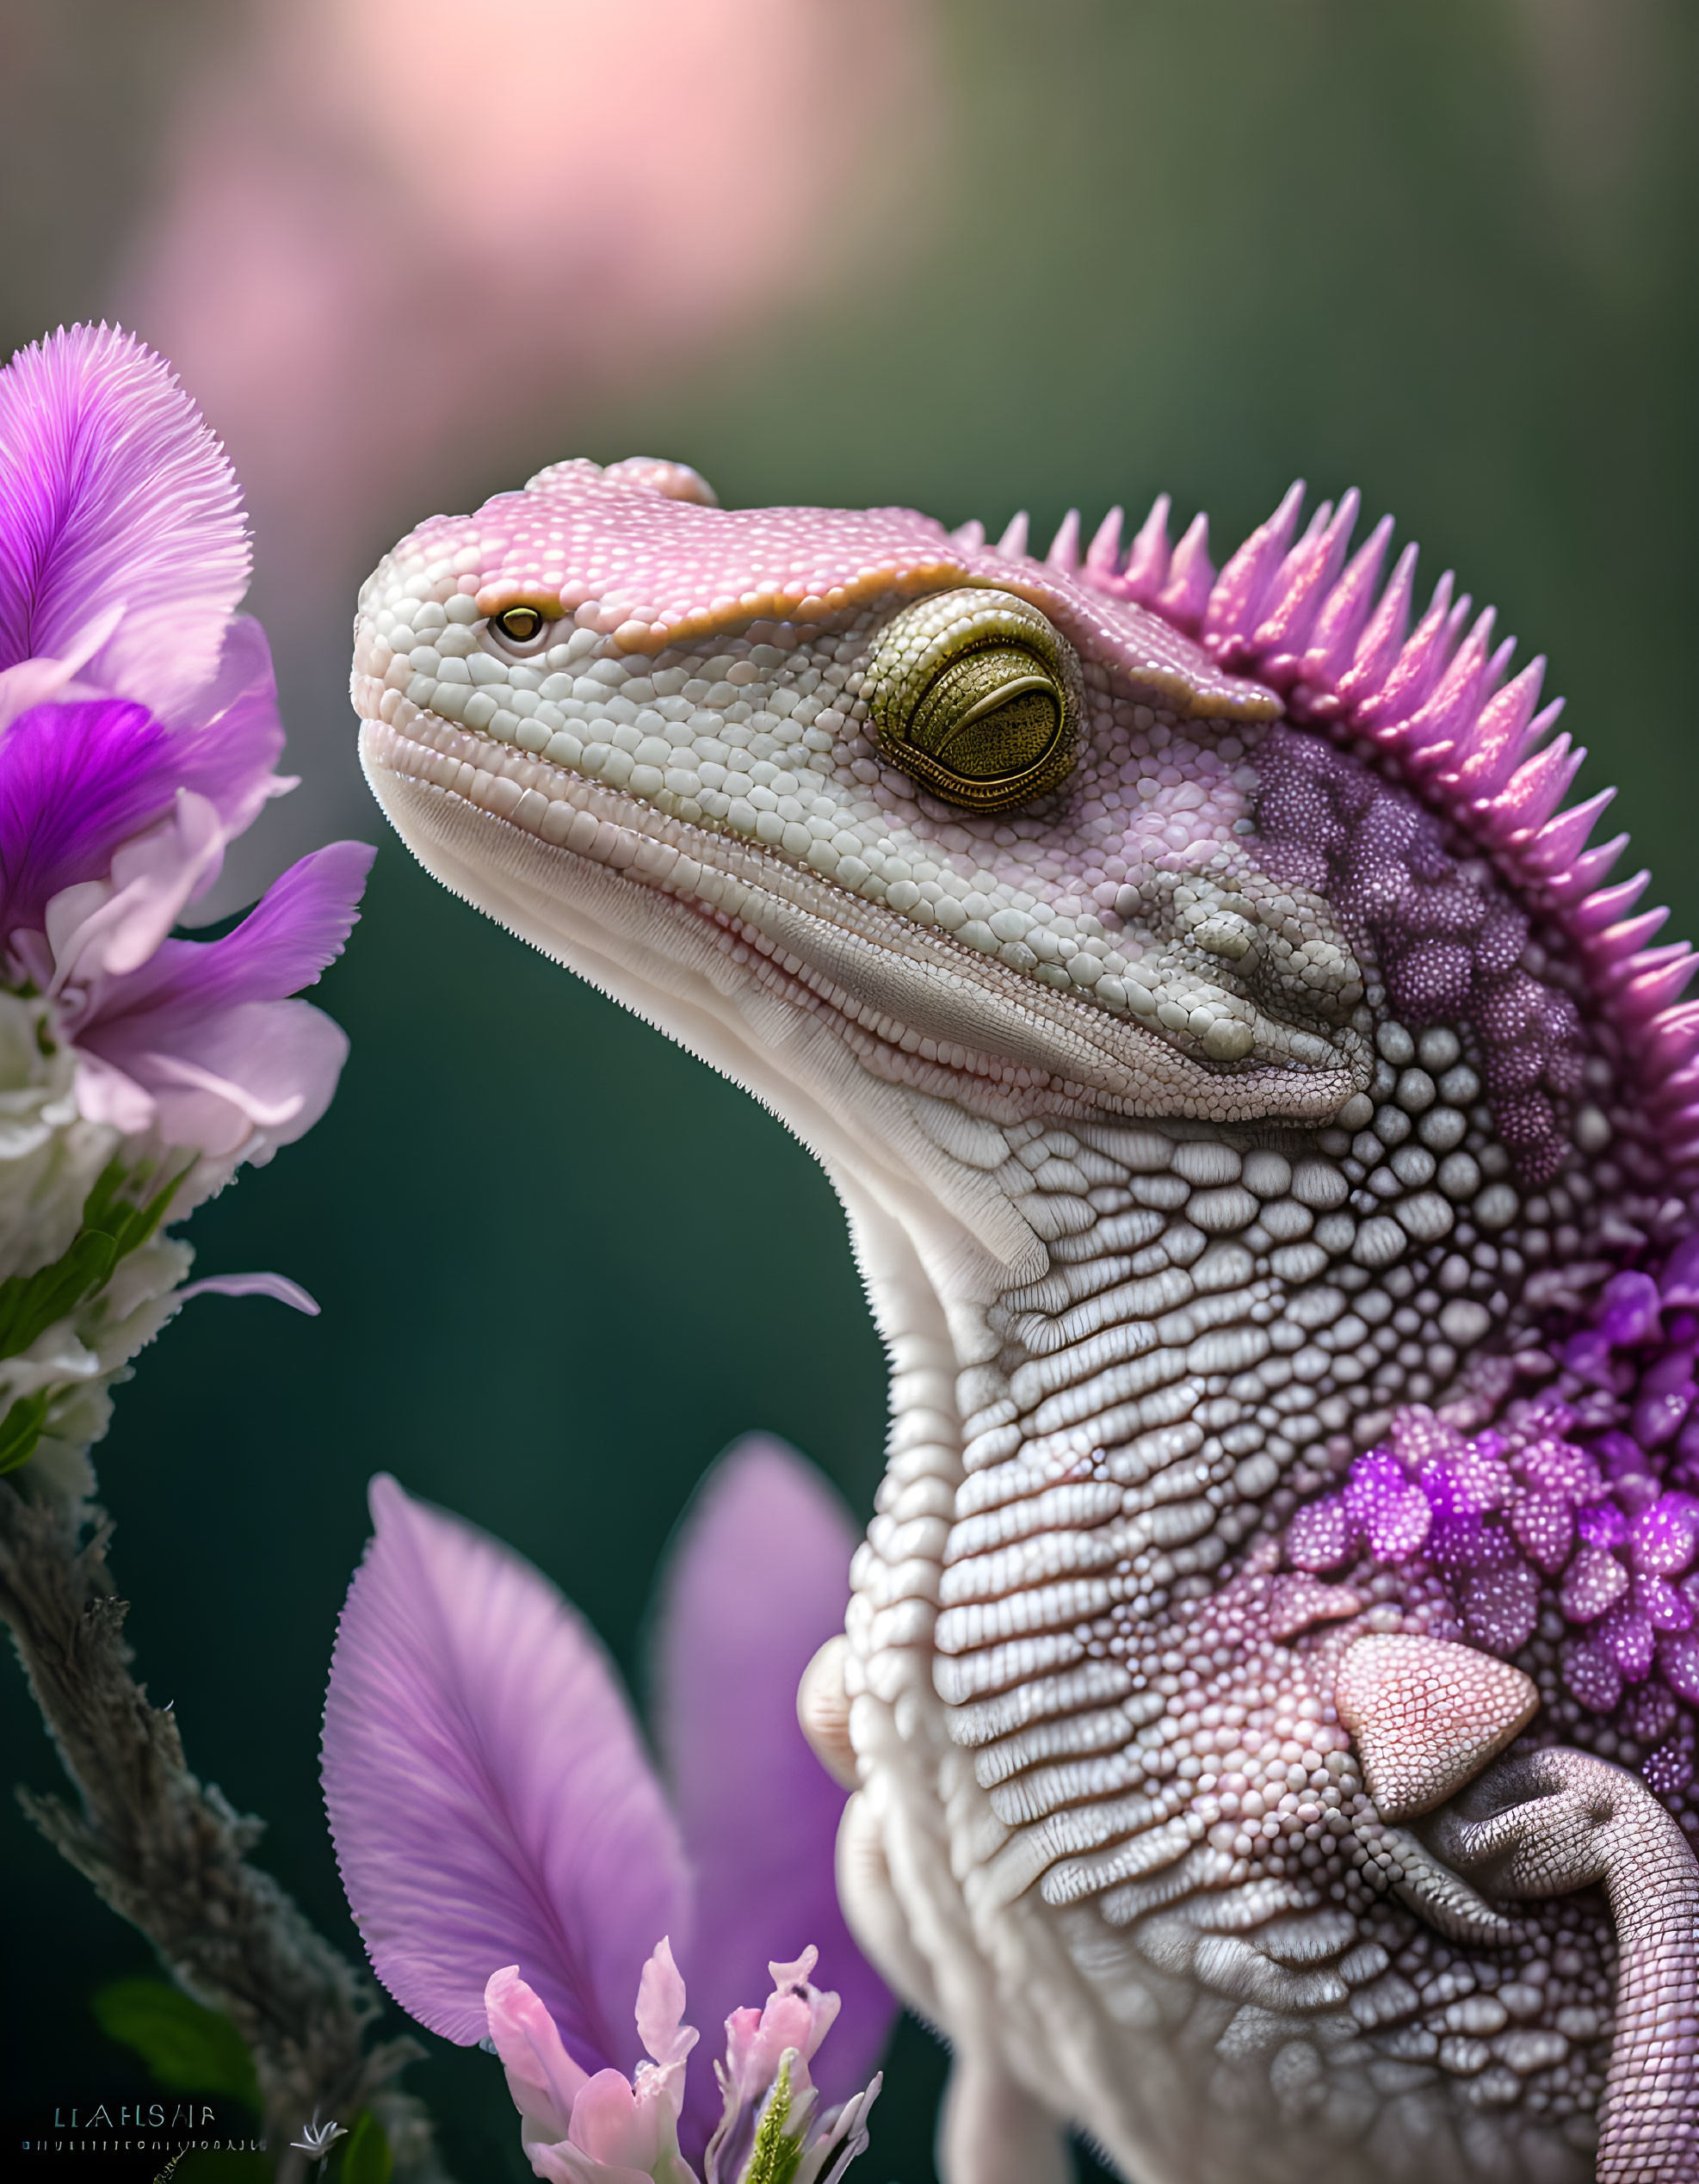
[353,460,1699,2181]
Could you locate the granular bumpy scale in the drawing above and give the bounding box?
[1289,1237,1699,1838]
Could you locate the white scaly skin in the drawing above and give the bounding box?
[353,461,1696,2181]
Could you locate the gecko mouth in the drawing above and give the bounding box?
[359,707,1372,1124]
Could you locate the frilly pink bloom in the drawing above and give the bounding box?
[719,1946,839,2112]
[321,1441,894,2173]
[701,1947,880,2184]
[486,1940,880,2184]
[0,323,372,1172]
[486,1942,700,2184]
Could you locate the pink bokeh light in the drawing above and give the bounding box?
[122,0,931,603]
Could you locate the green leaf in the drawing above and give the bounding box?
[83,1156,190,1258]
[91,1978,263,2112]
[338,2111,392,2184]
[0,1227,119,1359]
[0,1389,51,1474]
[0,1159,193,1415]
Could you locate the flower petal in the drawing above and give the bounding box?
[46,790,227,988]
[648,1436,894,2140]
[176,1271,319,1313]
[323,1477,689,2070]
[97,840,376,1019]
[65,841,374,1158]
[0,700,181,943]
[635,1935,696,2071]
[77,996,347,1157]
[0,674,287,955]
[485,1965,592,2145]
[0,324,248,715]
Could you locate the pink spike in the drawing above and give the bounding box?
[1202,479,1305,655]
[1592,908,1671,965]
[1645,1003,1699,1058]
[1157,512,1214,632]
[1448,667,1560,799]
[1356,572,1458,729]
[1574,871,1653,935]
[1617,941,1692,983]
[1047,509,1081,571]
[996,510,1029,559]
[1649,1039,1699,1099]
[1085,505,1124,575]
[1651,1057,1699,1106]
[1122,493,1172,602]
[1485,734,1585,841]
[1546,825,1628,901]
[1301,514,1394,699]
[1619,950,1698,1018]
[951,518,985,551]
[1333,539,1417,715]
[1255,493,1364,679]
[1653,1035,1699,1076]
[1457,681,1560,799]
[1399,608,1499,766]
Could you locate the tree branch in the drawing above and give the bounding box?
[0,1478,450,2183]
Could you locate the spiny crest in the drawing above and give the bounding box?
[974,485,1699,1173]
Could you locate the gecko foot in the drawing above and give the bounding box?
[1424,1747,1699,2182]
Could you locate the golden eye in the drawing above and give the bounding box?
[494,605,546,644]
[864,589,1080,812]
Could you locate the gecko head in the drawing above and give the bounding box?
[354,453,1696,1236]
[351,456,1379,1138]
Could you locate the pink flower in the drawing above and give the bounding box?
[485,1940,880,2184]
[320,1442,893,2175]
[485,1943,699,2184]
[719,1946,840,2115]
[0,323,373,1170]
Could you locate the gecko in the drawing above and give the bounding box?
[350,456,1699,2182]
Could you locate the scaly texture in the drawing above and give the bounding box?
[353,462,1699,2181]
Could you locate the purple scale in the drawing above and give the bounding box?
[1635,1572,1695,1633]
[1576,1500,1629,1551]
[1663,1631,1699,1708]
[1561,1544,1630,1622]
[1597,1269,1664,1348]
[1646,1736,1696,1799]
[1286,1493,1352,1573]
[1280,1236,1699,1815]
[1508,1486,1575,1574]
[1600,1601,1657,1682]
[1342,1452,1430,1561]
[1626,1680,1680,1745]
[1630,1493,1699,1577]
[1565,1633,1624,1713]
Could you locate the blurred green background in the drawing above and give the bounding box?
[3,3,1697,2179]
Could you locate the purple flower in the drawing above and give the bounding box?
[0,324,250,725]
[0,323,372,1174]
[36,839,373,1157]
[320,1440,895,2177]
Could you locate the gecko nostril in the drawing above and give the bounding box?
[1193,915,1257,962]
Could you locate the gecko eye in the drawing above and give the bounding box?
[864,588,1080,812]
[491,604,548,647]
